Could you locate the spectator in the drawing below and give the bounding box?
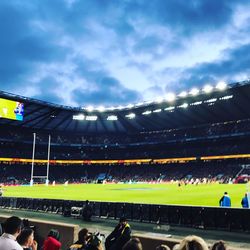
[211,241,227,250]
[43,229,61,250]
[178,235,209,250]
[105,217,131,250]
[241,193,249,208]
[219,192,231,207]
[86,232,103,250]
[17,228,37,250]
[68,228,90,250]
[82,200,93,221]
[155,245,170,250]
[0,216,23,250]
[122,238,142,250]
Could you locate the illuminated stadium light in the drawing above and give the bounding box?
[203,85,213,93]
[126,103,134,108]
[125,113,136,119]
[142,110,152,115]
[86,106,94,112]
[179,103,188,109]
[135,102,144,106]
[179,91,187,98]
[156,97,164,103]
[190,101,202,106]
[144,100,154,105]
[164,106,175,111]
[106,106,115,111]
[86,115,98,121]
[216,81,227,91]
[153,109,162,113]
[73,114,85,120]
[165,93,176,102]
[117,105,124,110]
[219,95,233,100]
[204,98,217,103]
[107,115,118,121]
[97,106,105,112]
[190,88,199,96]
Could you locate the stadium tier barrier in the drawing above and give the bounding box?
[1,197,250,233]
[0,214,78,249]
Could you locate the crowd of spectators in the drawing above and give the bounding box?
[0,118,250,146]
[0,161,243,185]
[0,134,249,161]
[0,118,250,162]
[0,216,230,250]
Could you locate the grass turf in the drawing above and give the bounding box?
[3,183,248,207]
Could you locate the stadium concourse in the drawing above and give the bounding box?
[1,80,250,249]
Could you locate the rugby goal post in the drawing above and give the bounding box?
[30,133,51,186]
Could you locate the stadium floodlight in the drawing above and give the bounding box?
[205,98,217,103]
[179,103,188,109]
[144,100,154,105]
[190,101,202,106]
[203,84,213,94]
[219,95,233,100]
[190,88,199,96]
[106,106,115,111]
[164,106,175,111]
[86,106,94,112]
[125,113,136,119]
[117,105,124,110]
[179,91,187,98]
[86,115,98,121]
[135,102,144,106]
[126,103,134,109]
[142,110,152,115]
[153,109,162,113]
[156,97,164,103]
[216,81,227,91]
[165,93,176,102]
[73,114,85,120]
[97,106,105,112]
[107,115,118,121]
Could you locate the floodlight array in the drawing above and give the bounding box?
[73,82,232,121]
[81,82,228,113]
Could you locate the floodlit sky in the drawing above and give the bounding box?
[0,0,250,107]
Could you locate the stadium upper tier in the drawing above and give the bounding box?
[0,80,250,133]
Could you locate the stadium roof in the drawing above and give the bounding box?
[1,80,250,134]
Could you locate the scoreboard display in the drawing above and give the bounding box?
[0,98,24,121]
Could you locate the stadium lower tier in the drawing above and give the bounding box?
[0,134,249,160]
[0,160,249,185]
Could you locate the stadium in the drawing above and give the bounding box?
[1,80,250,249]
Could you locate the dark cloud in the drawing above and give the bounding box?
[0,0,250,107]
[174,44,250,89]
[0,1,67,89]
[133,36,163,54]
[71,77,141,106]
[32,77,64,105]
[131,0,237,35]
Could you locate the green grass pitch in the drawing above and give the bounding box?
[3,183,248,207]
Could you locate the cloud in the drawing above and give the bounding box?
[0,0,250,107]
[31,77,65,105]
[0,1,67,88]
[174,43,250,89]
[71,77,141,106]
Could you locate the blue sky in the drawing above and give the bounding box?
[0,0,250,107]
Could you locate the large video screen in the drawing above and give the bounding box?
[0,98,24,121]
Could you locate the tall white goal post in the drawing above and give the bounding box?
[30,133,51,186]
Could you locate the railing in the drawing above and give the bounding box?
[0,197,250,232]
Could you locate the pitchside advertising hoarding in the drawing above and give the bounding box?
[0,98,24,121]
